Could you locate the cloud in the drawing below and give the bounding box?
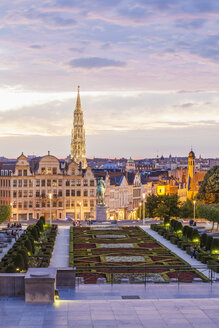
[175,19,206,29]
[29,44,44,49]
[68,57,126,69]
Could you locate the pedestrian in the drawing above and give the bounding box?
[194,247,197,259]
[190,245,194,258]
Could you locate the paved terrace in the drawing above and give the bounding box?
[1,296,219,328]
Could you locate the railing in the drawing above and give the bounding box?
[74,265,218,285]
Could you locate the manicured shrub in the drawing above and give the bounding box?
[206,236,213,251]
[5,263,16,273]
[200,233,208,248]
[24,239,32,254]
[14,254,25,271]
[211,239,219,255]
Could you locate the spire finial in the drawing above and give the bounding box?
[75,85,81,110]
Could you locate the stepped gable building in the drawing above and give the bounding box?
[0,152,96,221]
[71,86,87,169]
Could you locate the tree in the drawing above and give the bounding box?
[179,200,193,218]
[198,205,219,231]
[145,194,180,220]
[198,166,219,203]
[0,205,11,224]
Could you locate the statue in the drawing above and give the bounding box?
[96,177,106,205]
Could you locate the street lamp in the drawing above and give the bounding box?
[193,200,196,221]
[139,202,142,220]
[48,193,52,225]
[79,202,82,222]
[142,193,146,225]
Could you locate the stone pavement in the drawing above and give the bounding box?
[50,226,69,267]
[141,226,219,280]
[1,297,219,328]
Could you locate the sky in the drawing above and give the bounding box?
[0,0,219,159]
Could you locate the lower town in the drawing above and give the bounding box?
[0,89,219,328]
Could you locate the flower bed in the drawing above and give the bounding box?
[71,226,207,284]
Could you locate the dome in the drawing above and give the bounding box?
[189,150,195,158]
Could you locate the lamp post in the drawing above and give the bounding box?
[193,200,196,221]
[142,193,146,225]
[139,202,142,220]
[79,202,82,222]
[49,193,52,225]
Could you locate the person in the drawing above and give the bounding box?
[194,247,197,259]
[190,245,194,258]
[193,221,197,226]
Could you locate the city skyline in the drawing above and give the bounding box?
[0,0,219,157]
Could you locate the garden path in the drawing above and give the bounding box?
[141,226,219,280]
[50,225,69,267]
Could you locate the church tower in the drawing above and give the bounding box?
[188,149,195,179]
[71,86,87,169]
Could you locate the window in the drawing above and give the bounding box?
[18,180,22,187]
[18,190,22,197]
[58,180,62,187]
[66,190,70,197]
[71,200,75,207]
[41,168,46,175]
[71,179,75,186]
[36,190,40,197]
[42,202,46,208]
[58,190,62,197]
[83,179,88,186]
[41,190,46,198]
[18,169,22,176]
[76,190,81,197]
[90,189,95,197]
[66,180,70,186]
[13,180,17,187]
[84,199,88,207]
[58,201,62,207]
[53,190,57,197]
[47,180,51,187]
[72,169,75,175]
[90,200,94,207]
[13,191,17,198]
[29,201,33,208]
[47,167,51,175]
[13,201,16,208]
[53,201,57,207]
[84,190,88,197]
[41,180,45,187]
[71,190,75,197]
[52,167,57,175]
[36,201,40,208]
[36,180,40,187]
[18,201,22,209]
[24,201,27,209]
[29,180,33,187]
[23,191,28,198]
[76,180,81,186]
[23,170,27,176]
[52,180,57,187]
[90,180,95,186]
[24,179,27,187]
[66,200,70,208]
[29,190,33,197]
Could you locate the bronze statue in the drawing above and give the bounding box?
[96,177,106,205]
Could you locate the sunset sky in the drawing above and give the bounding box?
[0,0,219,158]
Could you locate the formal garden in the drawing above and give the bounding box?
[69,226,208,283]
[0,217,57,273]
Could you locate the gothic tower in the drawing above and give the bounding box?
[71,86,87,169]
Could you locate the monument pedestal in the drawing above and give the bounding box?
[96,204,107,222]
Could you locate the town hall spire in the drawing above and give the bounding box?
[71,86,87,169]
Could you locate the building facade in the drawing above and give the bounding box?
[0,153,96,221]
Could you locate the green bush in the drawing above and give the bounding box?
[211,239,219,255]
[13,254,25,270]
[200,233,208,248]
[206,236,213,251]
[5,263,16,273]
[208,260,219,273]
